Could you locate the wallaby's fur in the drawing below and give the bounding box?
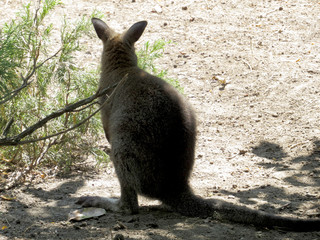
[77,18,320,231]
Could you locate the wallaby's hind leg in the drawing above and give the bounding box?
[118,185,138,214]
[76,150,139,214]
[112,149,139,214]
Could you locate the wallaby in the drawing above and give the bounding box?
[77,18,320,231]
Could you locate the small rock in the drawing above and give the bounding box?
[152,5,162,13]
[113,222,126,231]
[79,222,88,227]
[182,6,188,10]
[73,225,81,230]
[239,150,247,155]
[29,233,36,238]
[126,216,139,223]
[146,223,159,228]
[113,234,125,240]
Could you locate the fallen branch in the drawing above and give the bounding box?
[16,100,104,145]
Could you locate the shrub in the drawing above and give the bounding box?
[137,39,182,91]
[0,0,104,178]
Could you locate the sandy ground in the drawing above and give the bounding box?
[1,0,320,239]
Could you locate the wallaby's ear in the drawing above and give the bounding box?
[123,21,148,44]
[92,18,114,41]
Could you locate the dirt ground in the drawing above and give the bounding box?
[1,0,320,239]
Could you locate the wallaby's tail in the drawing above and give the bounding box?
[163,190,320,232]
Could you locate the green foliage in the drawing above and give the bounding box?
[0,0,104,172]
[137,40,183,92]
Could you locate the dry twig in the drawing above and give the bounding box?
[0,83,115,146]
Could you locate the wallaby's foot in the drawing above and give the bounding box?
[76,196,139,214]
[76,196,120,212]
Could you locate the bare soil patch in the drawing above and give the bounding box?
[1,0,320,239]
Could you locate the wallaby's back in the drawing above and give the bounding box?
[109,68,196,198]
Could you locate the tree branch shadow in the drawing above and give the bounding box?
[252,139,320,187]
[220,139,320,219]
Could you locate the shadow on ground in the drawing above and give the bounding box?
[252,139,320,187]
[1,140,320,239]
[0,178,260,240]
[220,139,320,216]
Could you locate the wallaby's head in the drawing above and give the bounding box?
[92,18,148,70]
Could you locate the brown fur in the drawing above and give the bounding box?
[76,18,320,231]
